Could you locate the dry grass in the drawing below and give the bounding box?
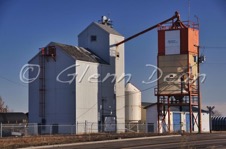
[0,132,165,149]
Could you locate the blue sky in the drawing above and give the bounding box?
[0,0,226,114]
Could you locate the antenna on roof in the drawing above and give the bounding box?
[98,16,113,28]
[188,0,190,21]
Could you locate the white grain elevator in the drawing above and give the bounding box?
[29,16,126,134]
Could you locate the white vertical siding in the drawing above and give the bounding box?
[75,60,99,133]
[110,34,125,132]
[192,112,209,132]
[201,112,210,132]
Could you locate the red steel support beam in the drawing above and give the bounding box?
[115,11,180,46]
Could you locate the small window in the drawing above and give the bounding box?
[91,35,97,42]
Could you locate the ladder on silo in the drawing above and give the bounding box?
[39,48,46,124]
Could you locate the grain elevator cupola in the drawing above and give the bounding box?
[78,16,123,63]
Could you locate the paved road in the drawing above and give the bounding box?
[25,133,226,149]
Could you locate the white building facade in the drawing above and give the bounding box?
[29,19,125,134]
[145,104,210,133]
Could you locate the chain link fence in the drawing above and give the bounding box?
[0,123,155,137]
[159,123,194,133]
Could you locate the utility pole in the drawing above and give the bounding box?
[198,45,202,133]
[194,45,202,133]
[207,106,215,133]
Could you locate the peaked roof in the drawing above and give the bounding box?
[29,42,108,64]
[49,42,108,64]
[93,22,122,36]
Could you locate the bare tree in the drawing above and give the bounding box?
[0,96,9,113]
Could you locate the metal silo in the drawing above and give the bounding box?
[125,83,141,123]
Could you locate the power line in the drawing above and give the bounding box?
[200,46,226,50]
[76,102,97,119]
[205,62,226,64]
[0,75,27,88]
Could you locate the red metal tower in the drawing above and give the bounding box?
[156,20,201,133]
[115,12,202,133]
